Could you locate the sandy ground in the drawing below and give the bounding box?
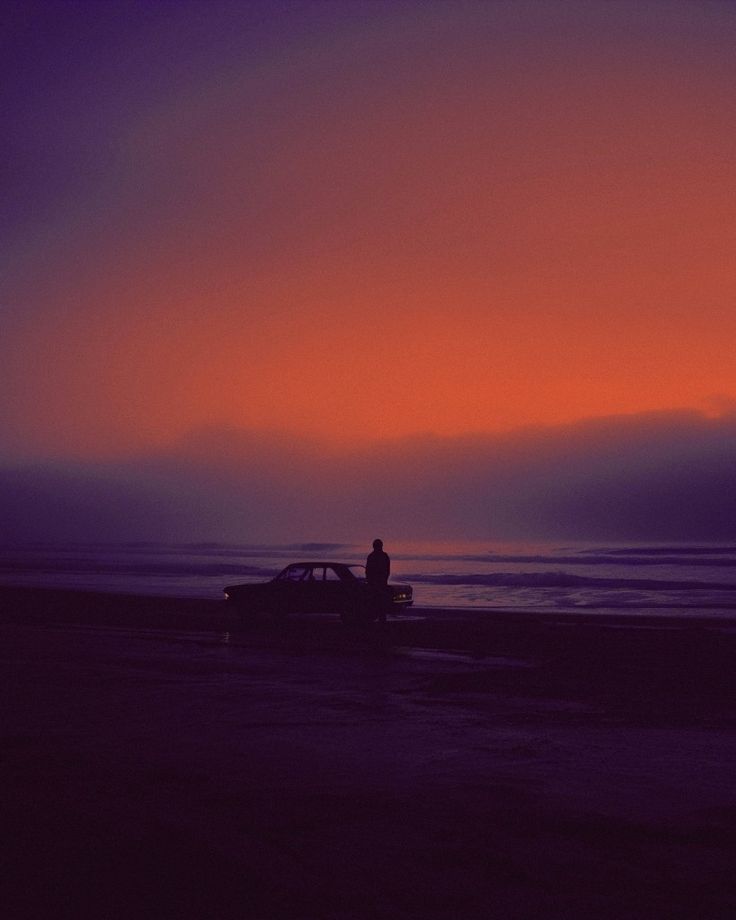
[2,587,736,919]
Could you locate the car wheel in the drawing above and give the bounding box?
[233,603,253,624]
[269,609,287,624]
[341,605,373,627]
[237,600,268,623]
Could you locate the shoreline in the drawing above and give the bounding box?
[4,581,735,731]
[3,583,736,632]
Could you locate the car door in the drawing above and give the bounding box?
[321,565,352,613]
[301,565,344,614]
[272,564,311,614]
[299,565,325,613]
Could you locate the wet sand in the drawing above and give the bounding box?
[2,587,736,919]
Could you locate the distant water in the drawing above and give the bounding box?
[3,540,736,616]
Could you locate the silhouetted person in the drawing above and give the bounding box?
[366,538,390,586]
[366,538,390,623]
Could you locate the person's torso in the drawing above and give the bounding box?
[366,550,390,584]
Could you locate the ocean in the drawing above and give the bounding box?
[2,540,736,616]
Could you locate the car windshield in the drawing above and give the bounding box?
[347,565,366,581]
[277,565,309,581]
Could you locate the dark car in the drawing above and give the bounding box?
[224,561,413,624]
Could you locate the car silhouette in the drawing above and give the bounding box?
[224,561,413,624]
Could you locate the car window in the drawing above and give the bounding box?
[324,567,342,582]
[281,565,309,582]
[347,565,366,581]
[309,567,326,581]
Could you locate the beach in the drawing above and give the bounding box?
[3,587,736,919]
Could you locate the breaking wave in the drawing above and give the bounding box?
[405,571,736,592]
[2,541,736,611]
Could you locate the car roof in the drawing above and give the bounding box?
[285,561,358,569]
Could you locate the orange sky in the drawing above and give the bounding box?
[3,1,736,458]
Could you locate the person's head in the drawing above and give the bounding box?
[372,538,383,550]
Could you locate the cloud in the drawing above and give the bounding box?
[2,408,736,544]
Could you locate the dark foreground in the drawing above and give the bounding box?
[2,588,736,919]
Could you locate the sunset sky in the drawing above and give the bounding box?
[3,1,736,541]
